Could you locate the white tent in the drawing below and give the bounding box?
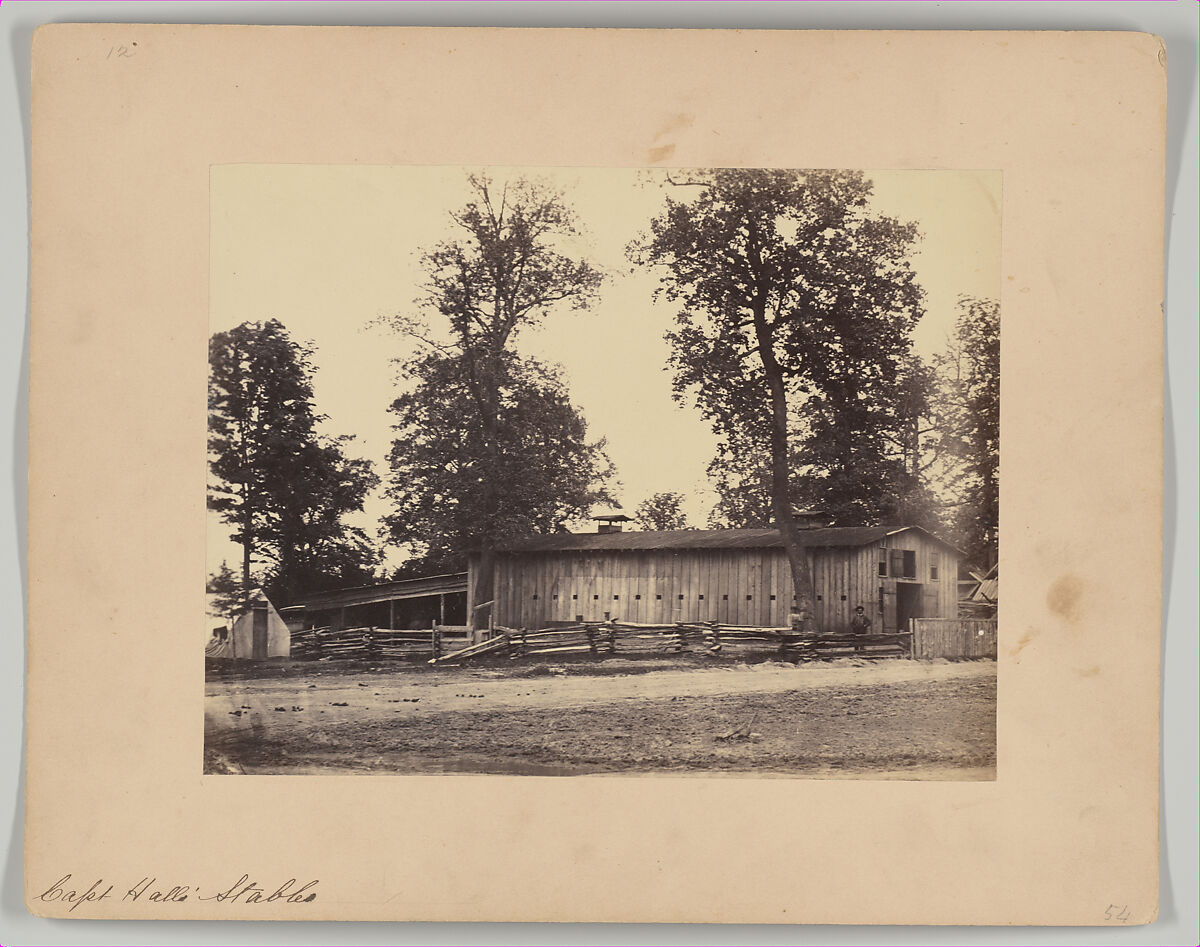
[205,589,290,660]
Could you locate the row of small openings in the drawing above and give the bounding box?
[528,593,850,602]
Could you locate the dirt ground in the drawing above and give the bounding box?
[204,656,996,779]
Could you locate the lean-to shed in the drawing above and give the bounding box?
[471,525,961,634]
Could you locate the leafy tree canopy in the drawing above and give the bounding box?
[933,296,1000,568]
[386,352,615,573]
[634,491,689,531]
[634,169,924,630]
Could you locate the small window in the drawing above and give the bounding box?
[902,550,917,579]
[635,594,641,600]
[575,614,584,623]
[878,543,888,576]
[678,594,684,600]
[572,594,578,600]
[816,594,823,602]
[552,594,558,600]
[698,594,705,600]
[746,595,753,601]
[613,594,619,600]
[532,594,538,600]
[723,594,729,601]
[656,594,662,600]
[930,552,940,581]
[593,594,599,600]
[769,594,776,601]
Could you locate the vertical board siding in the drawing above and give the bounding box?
[487,534,962,631]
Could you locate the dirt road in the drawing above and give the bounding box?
[204,657,996,778]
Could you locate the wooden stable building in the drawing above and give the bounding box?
[471,524,961,634]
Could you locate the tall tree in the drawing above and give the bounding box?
[208,319,379,604]
[933,296,1000,568]
[386,353,615,590]
[634,491,689,530]
[381,175,606,626]
[635,170,923,631]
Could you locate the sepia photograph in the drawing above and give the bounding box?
[204,165,1001,779]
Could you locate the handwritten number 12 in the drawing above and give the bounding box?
[106,44,136,59]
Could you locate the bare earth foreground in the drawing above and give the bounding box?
[205,658,996,779]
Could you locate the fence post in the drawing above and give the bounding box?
[585,624,598,657]
[606,621,617,654]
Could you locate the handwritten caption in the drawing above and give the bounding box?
[35,873,318,912]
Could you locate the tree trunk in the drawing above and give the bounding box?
[472,545,495,634]
[472,351,502,634]
[764,369,819,633]
[241,505,252,612]
[751,297,819,633]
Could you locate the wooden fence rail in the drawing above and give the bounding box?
[429,620,914,665]
[910,618,998,659]
[291,619,995,664]
[291,624,471,661]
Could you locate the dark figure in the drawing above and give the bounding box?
[850,605,871,653]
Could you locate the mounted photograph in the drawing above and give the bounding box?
[205,165,1000,779]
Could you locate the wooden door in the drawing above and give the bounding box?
[251,605,269,661]
[896,583,922,634]
[881,581,897,633]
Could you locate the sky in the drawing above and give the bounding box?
[208,166,1001,576]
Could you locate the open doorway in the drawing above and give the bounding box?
[896,583,923,634]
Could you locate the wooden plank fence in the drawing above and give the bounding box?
[910,618,998,659]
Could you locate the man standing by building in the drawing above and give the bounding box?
[850,605,871,652]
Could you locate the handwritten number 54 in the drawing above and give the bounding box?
[1104,904,1131,922]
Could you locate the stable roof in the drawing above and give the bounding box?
[500,525,961,555]
[297,572,468,609]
